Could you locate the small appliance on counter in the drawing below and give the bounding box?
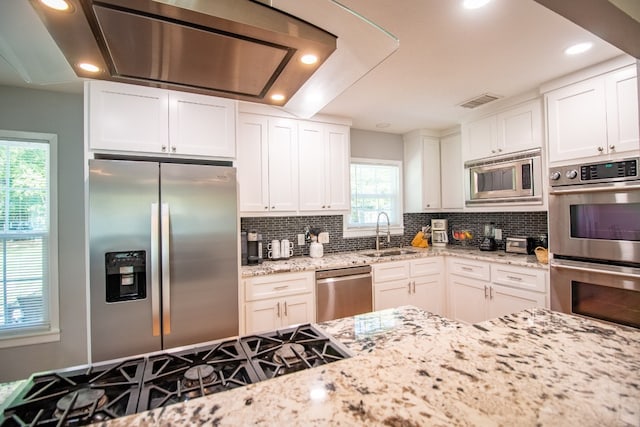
[505,236,535,254]
[431,219,448,247]
[247,230,263,264]
[479,222,497,251]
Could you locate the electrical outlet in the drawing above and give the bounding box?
[495,228,502,240]
[297,234,305,246]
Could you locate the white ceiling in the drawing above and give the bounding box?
[0,0,629,135]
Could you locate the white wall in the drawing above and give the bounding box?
[0,85,86,381]
[350,128,403,160]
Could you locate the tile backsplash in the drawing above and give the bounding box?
[240,211,548,257]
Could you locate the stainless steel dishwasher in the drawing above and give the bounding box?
[315,265,372,322]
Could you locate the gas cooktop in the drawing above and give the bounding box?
[1,324,351,426]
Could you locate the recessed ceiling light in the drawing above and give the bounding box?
[40,0,71,11]
[78,62,100,73]
[564,42,593,55]
[300,54,318,65]
[463,0,491,10]
[271,94,285,102]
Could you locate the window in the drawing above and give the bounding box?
[344,158,403,237]
[0,130,58,347]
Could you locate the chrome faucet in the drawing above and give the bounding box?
[375,212,390,251]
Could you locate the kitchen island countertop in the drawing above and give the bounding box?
[98,306,640,426]
[241,245,547,278]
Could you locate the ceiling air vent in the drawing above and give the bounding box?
[459,93,501,109]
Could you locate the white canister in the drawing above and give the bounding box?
[280,239,293,258]
[268,239,281,259]
[309,241,323,258]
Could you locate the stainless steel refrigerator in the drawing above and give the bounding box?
[89,159,238,362]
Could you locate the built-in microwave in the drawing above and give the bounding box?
[465,148,542,205]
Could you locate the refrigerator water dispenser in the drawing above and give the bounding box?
[105,251,146,302]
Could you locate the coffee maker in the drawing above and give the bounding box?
[479,222,497,251]
[246,230,263,264]
[431,219,448,247]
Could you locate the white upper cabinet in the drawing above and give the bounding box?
[237,113,298,214]
[87,80,236,158]
[168,91,236,158]
[440,132,464,210]
[88,80,169,153]
[298,121,350,212]
[545,64,638,164]
[462,98,542,161]
[404,132,441,212]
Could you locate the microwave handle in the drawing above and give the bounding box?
[550,183,640,195]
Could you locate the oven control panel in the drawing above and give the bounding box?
[550,157,638,186]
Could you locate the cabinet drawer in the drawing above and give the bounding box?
[491,264,546,293]
[373,261,410,283]
[245,271,313,301]
[410,257,443,277]
[447,258,490,281]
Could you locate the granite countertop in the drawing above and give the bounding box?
[241,246,547,278]
[100,306,640,426]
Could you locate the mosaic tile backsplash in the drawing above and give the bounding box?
[240,211,548,257]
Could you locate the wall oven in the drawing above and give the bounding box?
[465,148,542,205]
[548,157,640,328]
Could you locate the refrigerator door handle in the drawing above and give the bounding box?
[161,203,171,335]
[151,203,161,336]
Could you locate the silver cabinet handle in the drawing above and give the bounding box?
[271,206,275,209]
[161,203,171,335]
[497,148,503,152]
[490,286,494,299]
[171,146,176,153]
[609,145,615,151]
[322,205,326,209]
[506,275,522,281]
[462,266,473,272]
[484,285,488,298]
[327,205,331,209]
[150,203,161,336]
[408,282,412,294]
[264,206,269,210]
[274,285,289,290]
[597,146,604,152]
[284,301,288,316]
[277,302,281,318]
[412,281,416,294]
[161,145,167,152]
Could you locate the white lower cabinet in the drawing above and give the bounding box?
[447,258,547,325]
[243,271,315,334]
[373,257,445,315]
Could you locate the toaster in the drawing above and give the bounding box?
[505,236,536,254]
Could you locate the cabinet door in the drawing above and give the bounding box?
[374,279,411,311]
[605,66,639,155]
[412,274,444,316]
[448,275,488,325]
[237,114,269,213]
[245,299,281,334]
[88,80,168,153]
[325,124,350,211]
[462,115,496,161]
[298,121,326,211]
[496,99,541,154]
[282,293,315,327]
[168,91,236,157]
[546,78,608,163]
[440,133,464,210]
[421,137,441,209]
[487,284,545,320]
[268,118,298,212]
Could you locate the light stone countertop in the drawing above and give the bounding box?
[98,306,640,427]
[241,245,547,278]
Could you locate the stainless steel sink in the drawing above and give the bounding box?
[362,249,417,258]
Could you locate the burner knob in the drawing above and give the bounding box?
[550,171,561,180]
[565,169,578,179]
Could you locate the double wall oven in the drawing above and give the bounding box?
[549,157,640,329]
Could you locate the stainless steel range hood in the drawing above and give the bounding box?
[29,0,337,106]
